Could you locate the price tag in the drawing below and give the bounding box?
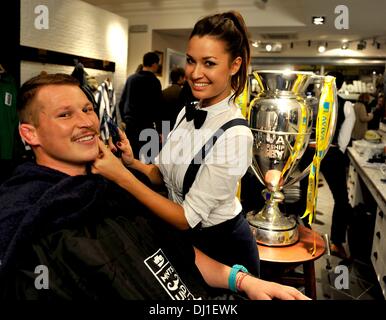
[4,92,12,106]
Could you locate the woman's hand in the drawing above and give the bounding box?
[240,275,311,300]
[92,139,129,183]
[193,248,311,300]
[108,128,135,167]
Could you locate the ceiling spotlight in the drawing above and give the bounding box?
[341,42,349,50]
[357,40,367,50]
[254,42,282,52]
[312,16,325,25]
[252,41,259,48]
[318,44,326,53]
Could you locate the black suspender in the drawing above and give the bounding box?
[182,118,248,199]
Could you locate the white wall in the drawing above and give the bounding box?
[126,31,151,76]
[20,0,129,98]
[152,32,188,88]
[152,33,188,55]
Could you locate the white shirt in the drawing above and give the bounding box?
[338,100,356,153]
[155,95,253,228]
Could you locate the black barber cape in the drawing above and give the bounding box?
[0,162,210,299]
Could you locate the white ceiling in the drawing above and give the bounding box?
[83,0,386,44]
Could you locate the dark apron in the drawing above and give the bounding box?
[181,117,260,277]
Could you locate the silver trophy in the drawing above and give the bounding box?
[246,70,337,246]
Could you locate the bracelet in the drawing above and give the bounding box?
[228,264,248,293]
[236,272,249,292]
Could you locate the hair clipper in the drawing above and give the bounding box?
[104,113,122,157]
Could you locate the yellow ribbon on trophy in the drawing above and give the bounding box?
[301,76,335,227]
[236,81,249,118]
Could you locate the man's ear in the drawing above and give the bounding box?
[19,123,39,146]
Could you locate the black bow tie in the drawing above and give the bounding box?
[185,102,207,129]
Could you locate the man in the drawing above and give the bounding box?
[119,52,162,160]
[161,67,185,130]
[0,73,308,300]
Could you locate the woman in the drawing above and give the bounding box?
[92,11,259,276]
[351,92,373,140]
[368,92,385,130]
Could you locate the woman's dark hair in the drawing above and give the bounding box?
[358,92,370,105]
[189,11,250,102]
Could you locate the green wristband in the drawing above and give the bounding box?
[228,264,248,292]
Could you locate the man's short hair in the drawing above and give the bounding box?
[18,73,80,125]
[143,52,160,67]
[326,71,344,90]
[170,67,185,84]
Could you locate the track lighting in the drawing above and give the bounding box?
[250,37,383,52]
[252,42,282,52]
[341,42,349,50]
[317,43,326,53]
[357,40,366,50]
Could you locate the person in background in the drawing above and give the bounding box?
[0,73,308,300]
[351,92,373,140]
[322,71,356,259]
[135,64,143,73]
[294,71,354,259]
[160,67,186,131]
[92,11,260,276]
[118,52,162,160]
[368,92,385,130]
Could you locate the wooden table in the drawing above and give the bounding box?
[257,224,325,300]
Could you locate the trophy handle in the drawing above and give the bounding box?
[284,163,312,188]
[249,162,266,186]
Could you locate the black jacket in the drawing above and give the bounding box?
[119,70,162,132]
[0,162,210,299]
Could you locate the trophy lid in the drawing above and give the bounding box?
[253,70,315,94]
[255,70,315,75]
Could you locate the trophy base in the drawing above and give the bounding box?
[247,211,299,247]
